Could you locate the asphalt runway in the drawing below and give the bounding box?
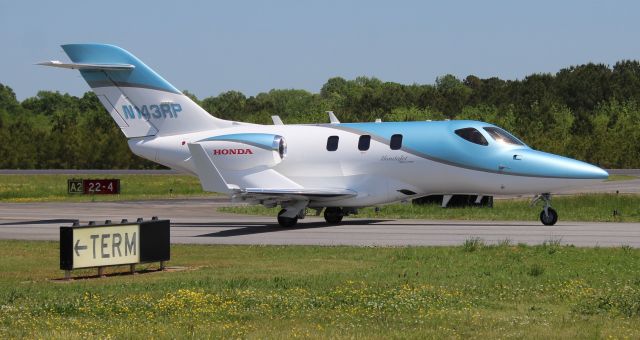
[1,199,639,247]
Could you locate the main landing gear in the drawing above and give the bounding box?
[276,201,309,227]
[277,209,298,228]
[276,207,350,227]
[323,207,344,224]
[532,193,558,226]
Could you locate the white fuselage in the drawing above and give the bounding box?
[130,124,603,207]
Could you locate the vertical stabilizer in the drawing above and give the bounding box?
[42,44,232,137]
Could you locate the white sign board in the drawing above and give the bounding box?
[72,224,140,269]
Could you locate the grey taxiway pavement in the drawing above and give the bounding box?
[1,198,639,247]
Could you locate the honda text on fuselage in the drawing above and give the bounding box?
[40,44,608,227]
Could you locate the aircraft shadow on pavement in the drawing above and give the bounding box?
[171,220,386,238]
[0,219,79,226]
[173,220,581,238]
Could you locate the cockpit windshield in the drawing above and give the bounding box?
[454,128,488,146]
[483,127,524,146]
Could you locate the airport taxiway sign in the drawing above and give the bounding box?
[70,224,140,269]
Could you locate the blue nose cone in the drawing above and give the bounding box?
[511,150,609,179]
[570,161,609,179]
[583,163,609,179]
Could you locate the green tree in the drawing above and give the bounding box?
[435,74,471,117]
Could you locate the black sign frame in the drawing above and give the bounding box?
[60,219,170,270]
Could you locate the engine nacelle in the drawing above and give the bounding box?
[199,133,287,171]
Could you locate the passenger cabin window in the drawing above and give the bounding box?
[454,128,488,146]
[326,135,339,151]
[358,135,371,151]
[390,134,403,150]
[483,127,524,146]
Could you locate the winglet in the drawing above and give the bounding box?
[327,111,340,124]
[187,143,237,194]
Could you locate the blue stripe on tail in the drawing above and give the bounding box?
[61,44,181,94]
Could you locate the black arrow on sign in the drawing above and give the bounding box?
[74,239,87,256]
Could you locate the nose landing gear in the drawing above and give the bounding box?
[532,193,558,226]
[540,208,558,226]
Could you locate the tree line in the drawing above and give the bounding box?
[1,60,640,169]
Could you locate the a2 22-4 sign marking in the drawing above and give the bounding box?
[68,179,120,195]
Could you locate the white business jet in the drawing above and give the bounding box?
[40,44,608,227]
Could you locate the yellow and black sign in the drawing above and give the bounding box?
[71,224,139,268]
[60,220,169,270]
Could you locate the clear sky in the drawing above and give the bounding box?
[2,0,640,100]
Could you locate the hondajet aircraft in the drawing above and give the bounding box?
[40,44,609,227]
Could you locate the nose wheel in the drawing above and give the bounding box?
[540,207,558,226]
[532,193,558,226]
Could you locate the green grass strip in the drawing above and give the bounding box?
[0,174,214,202]
[1,241,640,338]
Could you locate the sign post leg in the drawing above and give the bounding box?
[160,261,166,271]
[129,264,136,274]
[65,270,71,280]
[98,266,105,277]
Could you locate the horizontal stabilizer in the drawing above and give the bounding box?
[187,143,237,194]
[37,60,135,71]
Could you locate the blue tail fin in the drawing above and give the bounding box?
[43,44,231,137]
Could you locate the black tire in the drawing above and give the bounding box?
[540,208,558,226]
[277,209,298,227]
[324,207,344,224]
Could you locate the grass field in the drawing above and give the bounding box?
[607,174,637,181]
[1,240,640,338]
[0,173,634,203]
[221,193,640,223]
[0,174,213,202]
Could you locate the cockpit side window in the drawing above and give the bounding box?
[454,128,488,146]
[483,127,524,146]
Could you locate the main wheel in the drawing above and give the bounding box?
[540,208,558,226]
[277,209,298,227]
[324,207,344,224]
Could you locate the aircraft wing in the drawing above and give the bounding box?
[187,143,238,194]
[237,188,356,203]
[243,188,356,197]
[187,143,356,203]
